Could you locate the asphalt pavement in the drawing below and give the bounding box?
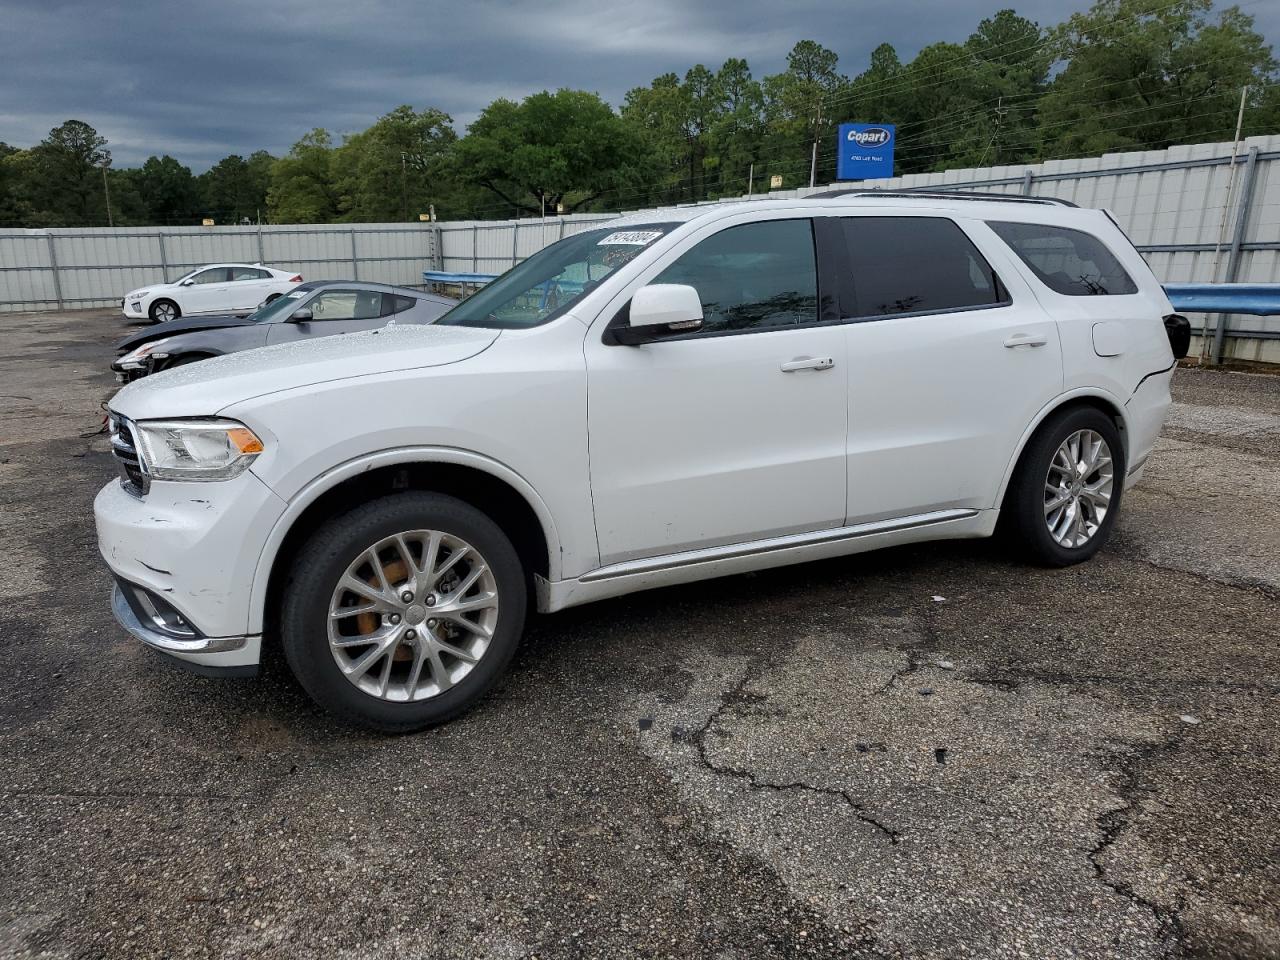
[1,309,1277,959]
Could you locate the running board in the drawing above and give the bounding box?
[538,508,986,613]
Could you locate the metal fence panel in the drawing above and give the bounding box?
[3,135,1279,317]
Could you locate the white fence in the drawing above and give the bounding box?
[0,223,438,312]
[3,135,1278,360]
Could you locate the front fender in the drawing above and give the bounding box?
[243,446,564,635]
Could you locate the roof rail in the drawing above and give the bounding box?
[807,188,1077,207]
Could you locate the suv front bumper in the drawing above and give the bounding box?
[111,581,259,676]
[95,471,286,672]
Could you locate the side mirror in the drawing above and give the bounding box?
[289,307,313,322]
[613,284,703,346]
[180,279,195,287]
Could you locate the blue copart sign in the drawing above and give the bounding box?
[836,123,895,181]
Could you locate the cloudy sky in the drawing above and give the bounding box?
[2,0,1276,170]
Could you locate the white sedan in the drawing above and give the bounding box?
[122,263,303,323]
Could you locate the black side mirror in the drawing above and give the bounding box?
[290,308,313,323]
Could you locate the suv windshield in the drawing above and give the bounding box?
[437,223,679,329]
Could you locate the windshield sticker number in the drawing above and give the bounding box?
[597,231,663,247]
[287,290,306,298]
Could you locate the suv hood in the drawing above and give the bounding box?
[110,323,500,421]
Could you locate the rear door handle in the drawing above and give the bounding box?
[1004,333,1048,348]
[780,356,835,372]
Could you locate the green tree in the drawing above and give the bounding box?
[134,154,200,223]
[708,58,766,196]
[199,150,274,224]
[23,120,111,226]
[332,105,457,221]
[761,41,847,186]
[453,89,638,216]
[0,142,25,225]
[1038,0,1278,157]
[267,129,339,223]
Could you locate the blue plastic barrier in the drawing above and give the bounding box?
[1162,283,1280,317]
[423,271,498,286]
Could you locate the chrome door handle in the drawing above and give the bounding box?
[1004,333,1048,348]
[780,356,835,372]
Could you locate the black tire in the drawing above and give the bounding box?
[280,492,527,732]
[1004,405,1126,567]
[148,298,180,324]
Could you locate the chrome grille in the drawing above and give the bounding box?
[108,413,149,495]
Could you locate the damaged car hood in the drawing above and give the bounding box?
[116,314,259,353]
[110,323,501,420]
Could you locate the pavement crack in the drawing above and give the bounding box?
[1086,732,1190,958]
[690,667,902,845]
[1110,542,1279,601]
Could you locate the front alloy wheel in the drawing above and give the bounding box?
[149,299,178,323]
[328,530,499,702]
[281,492,527,731]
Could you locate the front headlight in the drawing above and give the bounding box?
[133,418,264,481]
[118,337,172,366]
[131,290,150,300]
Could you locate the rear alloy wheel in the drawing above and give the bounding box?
[149,299,179,323]
[1005,406,1125,566]
[281,493,526,731]
[1043,429,1114,549]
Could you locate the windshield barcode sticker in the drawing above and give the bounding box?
[598,231,663,246]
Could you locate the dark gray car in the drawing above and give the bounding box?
[112,281,457,382]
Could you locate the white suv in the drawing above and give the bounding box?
[95,193,1182,730]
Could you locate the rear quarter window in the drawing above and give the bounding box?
[988,221,1137,296]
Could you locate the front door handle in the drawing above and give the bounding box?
[1004,333,1048,348]
[780,356,835,372]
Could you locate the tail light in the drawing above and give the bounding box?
[289,274,303,282]
[1163,314,1190,360]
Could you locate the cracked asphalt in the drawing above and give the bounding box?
[1,308,1278,960]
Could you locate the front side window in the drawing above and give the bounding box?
[190,268,230,284]
[651,219,818,334]
[308,289,384,321]
[842,217,1004,319]
[438,222,679,329]
[988,221,1138,296]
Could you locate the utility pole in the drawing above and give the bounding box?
[1204,84,1250,365]
[809,99,823,188]
[400,153,408,222]
[102,159,113,228]
[748,162,754,196]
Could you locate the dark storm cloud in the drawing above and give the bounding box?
[1,0,1276,170]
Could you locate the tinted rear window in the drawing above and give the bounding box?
[842,217,1005,318]
[988,221,1137,296]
